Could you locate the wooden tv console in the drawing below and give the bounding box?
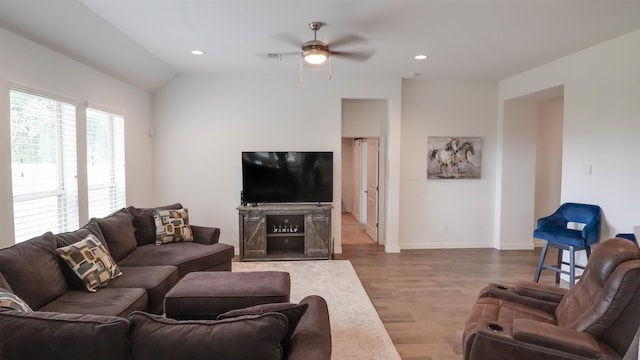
[237,203,333,261]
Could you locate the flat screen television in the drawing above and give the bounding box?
[242,151,333,204]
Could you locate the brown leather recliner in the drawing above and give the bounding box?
[463,238,640,360]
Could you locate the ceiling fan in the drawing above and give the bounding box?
[267,21,375,66]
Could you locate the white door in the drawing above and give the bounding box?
[365,138,379,242]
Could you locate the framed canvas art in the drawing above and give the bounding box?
[427,136,482,179]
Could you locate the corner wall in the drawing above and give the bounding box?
[497,29,640,247]
[0,27,154,249]
[152,73,402,253]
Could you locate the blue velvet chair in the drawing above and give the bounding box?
[615,233,638,244]
[533,202,602,287]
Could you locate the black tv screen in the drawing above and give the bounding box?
[242,151,333,204]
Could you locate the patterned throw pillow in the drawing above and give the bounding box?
[56,235,123,292]
[154,208,194,245]
[0,290,33,312]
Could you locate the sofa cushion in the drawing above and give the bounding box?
[0,311,130,360]
[154,208,194,245]
[218,302,309,343]
[53,220,107,290]
[54,219,105,248]
[0,290,33,313]
[0,232,67,310]
[94,208,137,261]
[0,272,12,292]
[56,235,122,292]
[128,311,287,360]
[118,242,235,277]
[128,203,183,246]
[108,266,179,314]
[39,288,147,317]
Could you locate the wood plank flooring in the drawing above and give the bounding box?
[336,214,561,360]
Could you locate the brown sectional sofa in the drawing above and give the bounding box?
[0,204,332,360]
[0,204,234,317]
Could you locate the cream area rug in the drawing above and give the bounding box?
[232,260,401,360]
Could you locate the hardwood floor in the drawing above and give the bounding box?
[341,213,377,245]
[336,215,561,360]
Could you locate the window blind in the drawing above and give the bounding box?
[86,108,125,218]
[9,89,79,243]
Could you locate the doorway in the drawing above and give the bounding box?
[341,138,379,245]
[340,98,388,248]
[497,85,564,250]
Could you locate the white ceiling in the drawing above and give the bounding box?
[1,0,640,92]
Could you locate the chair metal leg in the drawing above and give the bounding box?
[555,248,563,284]
[534,241,549,282]
[569,245,576,288]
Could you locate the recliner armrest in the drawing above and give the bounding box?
[513,281,568,303]
[478,283,561,314]
[191,225,221,245]
[513,319,603,358]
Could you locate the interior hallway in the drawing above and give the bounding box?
[341,212,377,245]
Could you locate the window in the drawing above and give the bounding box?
[9,89,79,243]
[86,108,125,218]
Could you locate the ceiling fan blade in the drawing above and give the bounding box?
[329,33,368,49]
[331,50,375,63]
[271,32,303,48]
[257,51,301,60]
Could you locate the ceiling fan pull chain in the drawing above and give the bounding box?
[299,55,304,86]
[328,56,332,80]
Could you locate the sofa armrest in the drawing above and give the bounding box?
[191,225,221,245]
[513,319,603,358]
[0,310,130,360]
[287,295,331,360]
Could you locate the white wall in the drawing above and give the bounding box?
[152,73,402,253]
[497,29,640,246]
[534,97,563,228]
[0,27,154,249]
[400,80,498,248]
[341,138,355,213]
[342,99,388,137]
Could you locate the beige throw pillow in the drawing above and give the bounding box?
[154,208,194,245]
[56,234,122,292]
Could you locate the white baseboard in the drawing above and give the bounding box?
[384,244,401,253]
[400,242,493,250]
[400,241,534,250]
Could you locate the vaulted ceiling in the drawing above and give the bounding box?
[1,0,639,92]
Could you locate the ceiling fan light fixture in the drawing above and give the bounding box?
[303,48,329,64]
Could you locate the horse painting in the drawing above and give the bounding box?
[427,137,482,179]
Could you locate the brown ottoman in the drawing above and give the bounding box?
[163,271,290,320]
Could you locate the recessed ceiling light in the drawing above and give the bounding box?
[191,50,205,55]
[414,54,427,60]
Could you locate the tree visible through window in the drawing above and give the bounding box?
[9,89,79,243]
[86,108,125,218]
